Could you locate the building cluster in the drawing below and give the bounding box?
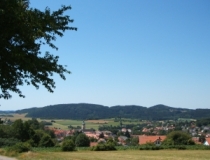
[46,120,210,146]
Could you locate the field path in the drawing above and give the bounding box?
[0,156,17,160]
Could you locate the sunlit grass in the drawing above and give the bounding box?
[17,150,210,160]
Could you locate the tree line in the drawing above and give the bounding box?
[0,118,55,148]
[0,118,95,152]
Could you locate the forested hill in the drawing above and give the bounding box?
[16,103,210,120]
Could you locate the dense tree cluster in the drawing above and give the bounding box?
[60,131,90,151]
[196,118,210,127]
[0,118,55,148]
[163,131,195,145]
[61,139,75,151]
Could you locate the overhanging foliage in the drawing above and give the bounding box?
[0,0,77,99]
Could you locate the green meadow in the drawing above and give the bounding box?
[1,114,142,130]
[51,119,119,130]
[53,118,142,129]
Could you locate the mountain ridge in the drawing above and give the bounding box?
[15,103,210,120]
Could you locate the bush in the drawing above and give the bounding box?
[39,134,55,147]
[91,143,116,151]
[61,139,76,151]
[0,138,20,147]
[116,146,140,150]
[176,145,186,150]
[75,133,90,147]
[163,131,195,145]
[7,142,31,153]
[31,130,45,147]
[139,144,163,150]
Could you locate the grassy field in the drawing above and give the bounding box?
[1,114,142,130]
[53,118,142,130]
[16,150,210,160]
[0,114,31,121]
[50,119,118,130]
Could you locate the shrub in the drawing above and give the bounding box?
[139,144,163,150]
[116,146,140,150]
[75,133,90,147]
[7,142,31,153]
[91,143,116,151]
[31,130,45,147]
[0,138,20,147]
[175,145,186,150]
[61,139,76,151]
[163,131,195,145]
[39,134,55,147]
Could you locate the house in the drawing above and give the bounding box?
[102,131,112,138]
[90,142,98,147]
[204,137,210,146]
[118,136,128,145]
[192,137,202,144]
[121,128,132,133]
[54,129,67,139]
[142,128,152,133]
[139,135,166,146]
[98,138,106,143]
[85,132,98,139]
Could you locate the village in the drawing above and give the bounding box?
[46,119,210,147]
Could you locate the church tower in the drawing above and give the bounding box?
[82,120,86,131]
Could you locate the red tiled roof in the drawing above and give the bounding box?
[139,135,166,145]
[85,133,98,139]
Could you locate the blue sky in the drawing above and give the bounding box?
[1,0,210,110]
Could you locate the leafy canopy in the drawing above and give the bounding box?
[75,133,90,147]
[163,131,195,145]
[61,139,75,151]
[0,0,77,99]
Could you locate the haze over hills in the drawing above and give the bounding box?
[0,110,15,114]
[15,103,210,120]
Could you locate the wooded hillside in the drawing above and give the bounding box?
[15,103,210,120]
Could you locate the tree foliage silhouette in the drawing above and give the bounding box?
[0,0,77,99]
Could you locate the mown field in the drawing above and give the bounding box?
[16,150,210,160]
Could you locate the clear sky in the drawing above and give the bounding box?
[1,0,210,110]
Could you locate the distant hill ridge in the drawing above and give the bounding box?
[15,103,210,120]
[0,110,15,114]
